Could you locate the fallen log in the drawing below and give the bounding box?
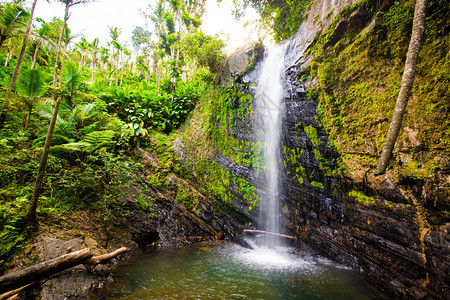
[0,248,92,294]
[0,247,130,294]
[83,247,130,271]
[243,229,296,240]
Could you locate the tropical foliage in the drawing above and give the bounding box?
[0,0,225,266]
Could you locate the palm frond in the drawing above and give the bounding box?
[16,68,46,100]
[36,103,65,124]
[0,3,30,38]
[63,62,83,91]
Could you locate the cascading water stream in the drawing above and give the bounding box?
[254,44,286,246]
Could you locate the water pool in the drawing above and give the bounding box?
[90,241,382,299]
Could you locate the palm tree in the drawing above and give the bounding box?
[31,18,53,69]
[106,26,121,83]
[24,58,85,228]
[76,37,90,71]
[0,0,37,111]
[89,37,99,82]
[23,95,61,227]
[110,39,123,86]
[16,67,46,130]
[52,0,94,88]
[62,61,84,107]
[58,25,78,85]
[0,2,30,51]
[99,46,109,73]
[375,0,428,175]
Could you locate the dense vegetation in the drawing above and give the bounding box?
[0,0,225,270]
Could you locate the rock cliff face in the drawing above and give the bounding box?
[179,0,449,298]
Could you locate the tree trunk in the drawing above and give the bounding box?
[23,105,32,130]
[52,4,69,87]
[23,97,61,227]
[374,0,428,175]
[4,39,12,67]
[59,45,68,86]
[91,57,96,82]
[0,36,6,52]
[31,43,40,69]
[3,0,38,110]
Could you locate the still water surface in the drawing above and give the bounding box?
[90,241,382,299]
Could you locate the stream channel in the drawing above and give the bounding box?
[90,241,382,299]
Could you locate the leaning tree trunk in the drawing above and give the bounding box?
[375,0,428,175]
[3,0,38,110]
[23,97,61,227]
[52,4,69,87]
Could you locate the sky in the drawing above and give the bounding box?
[29,0,260,53]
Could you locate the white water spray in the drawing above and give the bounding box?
[254,44,286,244]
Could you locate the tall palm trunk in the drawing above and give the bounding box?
[375,0,428,175]
[91,55,97,82]
[24,105,32,130]
[58,44,68,86]
[3,0,38,110]
[4,38,12,67]
[23,97,61,227]
[31,43,40,69]
[52,4,69,87]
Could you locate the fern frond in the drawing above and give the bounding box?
[83,130,115,151]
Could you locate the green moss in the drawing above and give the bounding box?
[348,190,375,205]
[175,184,198,211]
[176,84,262,210]
[311,181,324,188]
[136,196,156,217]
[304,126,321,147]
[325,9,335,19]
[385,201,394,208]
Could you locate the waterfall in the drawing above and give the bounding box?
[254,44,286,245]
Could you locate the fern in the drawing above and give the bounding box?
[83,130,116,151]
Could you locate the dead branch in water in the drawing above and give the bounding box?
[243,229,296,240]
